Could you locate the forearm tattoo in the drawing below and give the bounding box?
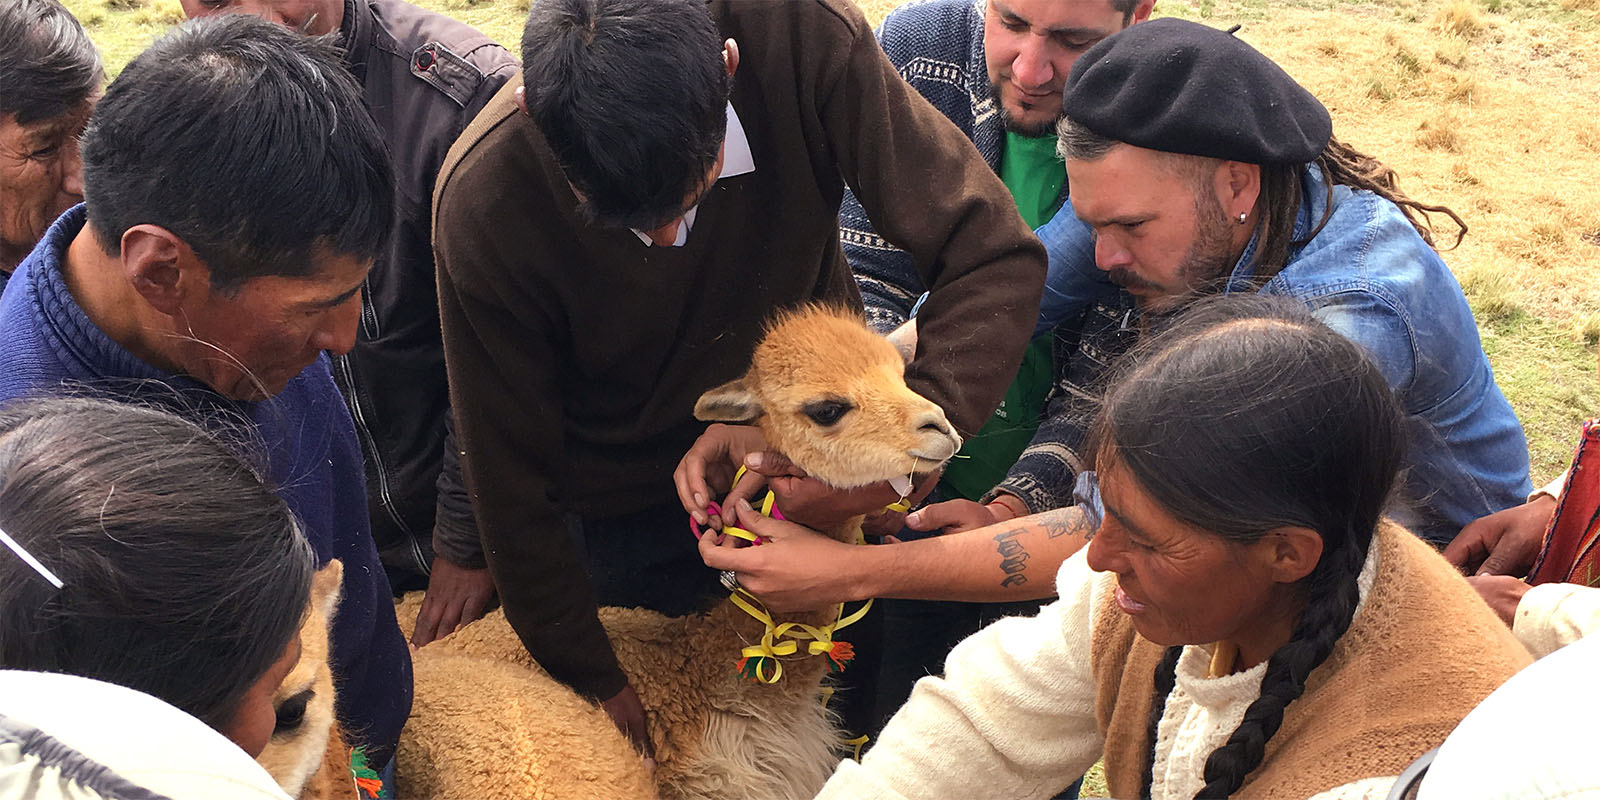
[994,527,1030,587]
[1040,507,1094,541]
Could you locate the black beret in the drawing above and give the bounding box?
[1062,18,1332,164]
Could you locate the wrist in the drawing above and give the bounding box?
[846,540,898,602]
[986,494,1027,522]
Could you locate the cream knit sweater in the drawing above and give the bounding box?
[817,546,1391,800]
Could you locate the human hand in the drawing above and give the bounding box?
[904,497,1013,535]
[674,423,771,526]
[1466,574,1532,626]
[599,684,656,771]
[1444,495,1556,576]
[698,499,872,612]
[749,451,943,532]
[410,557,497,647]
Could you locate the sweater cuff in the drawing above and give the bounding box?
[431,517,487,570]
[1530,468,1569,504]
[1513,582,1599,658]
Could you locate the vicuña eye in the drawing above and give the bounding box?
[802,399,853,426]
[273,689,314,734]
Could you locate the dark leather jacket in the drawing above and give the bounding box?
[336,0,515,588]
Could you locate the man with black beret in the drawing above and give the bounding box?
[697,19,1530,622]
[929,16,1531,547]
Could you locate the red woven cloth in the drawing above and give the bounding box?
[1530,419,1600,587]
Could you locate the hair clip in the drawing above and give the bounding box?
[0,525,65,589]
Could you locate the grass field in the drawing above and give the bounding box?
[67,0,1600,481]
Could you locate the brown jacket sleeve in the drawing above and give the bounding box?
[432,98,626,700]
[818,1,1046,435]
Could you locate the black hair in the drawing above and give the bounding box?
[1108,0,1142,23]
[0,0,102,125]
[0,397,315,731]
[80,14,393,292]
[521,0,730,230]
[1092,295,1406,799]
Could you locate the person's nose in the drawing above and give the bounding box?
[59,137,85,199]
[312,293,362,355]
[1012,35,1055,90]
[1085,519,1126,574]
[1094,232,1131,272]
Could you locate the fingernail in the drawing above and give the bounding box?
[693,492,706,506]
[747,452,764,468]
[905,511,921,526]
[738,498,754,512]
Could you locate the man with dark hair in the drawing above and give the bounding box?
[0,14,412,781]
[178,0,517,646]
[435,0,1046,755]
[834,0,1150,730]
[699,18,1531,621]
[0,0,101,283]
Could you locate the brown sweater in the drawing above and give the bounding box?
[432,0,1045,699]
[1092,523,1532,799]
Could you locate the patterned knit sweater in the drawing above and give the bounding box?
[839,0,1066,332]
[818,522,1531,800]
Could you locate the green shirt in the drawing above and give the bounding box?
[938,131,1065,501]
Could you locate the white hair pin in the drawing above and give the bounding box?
[0,525,65,589]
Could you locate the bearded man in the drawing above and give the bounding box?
[835,0,1151,734]
[954,17,1531,547]
[697,19,1531,625]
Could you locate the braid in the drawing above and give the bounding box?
[1316,136,1467,250]
[1192,531,1370,798]
[1141,646,1183,800]
[1248,136,1466,283]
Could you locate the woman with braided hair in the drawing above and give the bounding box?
[815,294,1531,800]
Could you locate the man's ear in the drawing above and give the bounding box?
[722,38,739,78]
[514,84,530,117]
[1130,0,1156,24]
[121,225,209,317]
[1263,526,1325,585]
[694,375,763,423]
[1215,160,1262,221]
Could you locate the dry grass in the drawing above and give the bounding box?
[1434,0,1488,36]
[1416,115,1465,151]
[71,0,1600,478]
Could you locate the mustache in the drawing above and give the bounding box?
[1105,268,1160,292]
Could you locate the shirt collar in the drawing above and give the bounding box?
[1224,163,1324,290]
[632,101,755,247]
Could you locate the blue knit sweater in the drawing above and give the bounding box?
[839,0,1068,332]
[0,207,412,760]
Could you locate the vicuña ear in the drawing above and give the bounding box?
[884,319,917,365]
[310,560,344,625]
[695,376,764,423]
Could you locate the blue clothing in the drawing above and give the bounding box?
[0,207,412,759]
[839,0,1070,333]
[1018,166,1532,544]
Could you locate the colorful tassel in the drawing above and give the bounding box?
[350,747,384,798]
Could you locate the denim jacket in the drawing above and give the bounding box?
[1023,164,1531,544]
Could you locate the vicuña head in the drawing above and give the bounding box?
[257,560,345,799]
[694,305,961,492]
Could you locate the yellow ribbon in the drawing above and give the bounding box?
[817,688,872,761]
[714,466,898,684]
[843,735,870,761]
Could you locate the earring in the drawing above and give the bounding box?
[1237,212,1248,224]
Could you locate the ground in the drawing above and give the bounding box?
[66,0,1599,788]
